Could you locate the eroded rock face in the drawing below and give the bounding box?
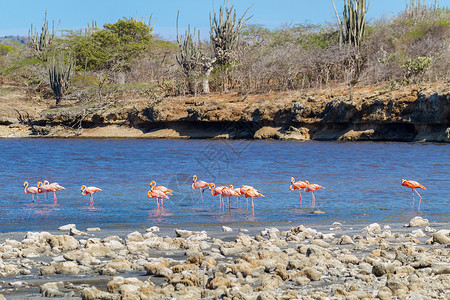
[2,82,448,142]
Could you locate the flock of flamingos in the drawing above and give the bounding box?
[22,176,427,211]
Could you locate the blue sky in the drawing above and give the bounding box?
[0,0,448,41]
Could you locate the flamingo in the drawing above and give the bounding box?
[23,181,41,203]
[192,175,211,202]
[209,183,226,207]
[232,187,243,207]
[45,180,66,203]
[81,185,102,206]
[147,186,169,208]
[243,187,264,209]
[290,177,309,208]
[37,181,52,203]
[304,182,324,207]
[401,179,426,211]
[150,180,173,195]
[240,185,260,207]
[221,185,239,208]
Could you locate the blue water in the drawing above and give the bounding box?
[0,139,449,232]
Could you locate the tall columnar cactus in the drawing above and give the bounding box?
[405,0,434,18]
[332,0,370,49]
[209,1,252,66]
[28,10,60,52]
[176,12,201,94]
[49,52,73,105]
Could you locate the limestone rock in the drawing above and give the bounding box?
[58,224,76,231]
[56,261,79,275]
[47,235,79,252]
[408,217,430,227]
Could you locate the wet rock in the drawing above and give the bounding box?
[373,262,395,277]
[39,265,57,276]
[363,223,381,234]
[207,275,234,289]
[47,235,79,252]
[82,286,117,300]
[339,235,354,245]
[105,258,133,273]
[126,231,144,242]
[222,226,233,232]
[432,232,450,244]
[299,267,321,281]
[70,228,91,236]
[377,286,393,300]
[56,261,79,275]
[409,216,430,227]
[86,227,101,231]
[58,224,76,231]
[339,255,359,264]
[386,274,409,297]
[146,226,160,232]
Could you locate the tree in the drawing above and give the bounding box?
[72,17,154,71]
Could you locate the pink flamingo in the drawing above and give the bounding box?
[45,180,66,203]
[221,185,239,208]
[23,181,41,203]
[243,187,264,209]
[37,181,52,203]
[401,179,427,211]
[290,177,309,208]
[192,175,211,202]
[147,186,169,208]
[81,185,102,206]
[150,180,173,195]
[240,185,259,208]
[232,187,243,207]
[209,183,226,207]
[304,182,324,207]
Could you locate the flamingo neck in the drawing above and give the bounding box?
[24,182,29,192]
[210,183,215,195]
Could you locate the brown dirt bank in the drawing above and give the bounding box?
[0,82,449,142]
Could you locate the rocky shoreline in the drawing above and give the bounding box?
[0,216,449,299]
[0,82,449,142]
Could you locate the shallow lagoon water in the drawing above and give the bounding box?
[0,139,448,232]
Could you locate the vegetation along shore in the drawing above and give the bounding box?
[0,1,448,142]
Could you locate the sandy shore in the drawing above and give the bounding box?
[0,217,449,299]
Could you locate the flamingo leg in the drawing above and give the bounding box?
[53,191,58,204]
[251,197,254,209]
[36,195,41,203]
[161,198,164,207]
[31,194,35,203]
[411,189,415,210]
[312,192,316,207]
[298,190,302,208]
[199,189,203,202]
[414,189,422,211]
[90,194,94,206]
[246,198,249,209]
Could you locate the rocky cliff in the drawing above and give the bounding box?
[0,82,448,142]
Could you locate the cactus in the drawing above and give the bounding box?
[405,0,438,18]
[209,1,252,66]
[332,0,370,49]
[176,12,201,94]
[28,10,60,52]
[49,52,73,105]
